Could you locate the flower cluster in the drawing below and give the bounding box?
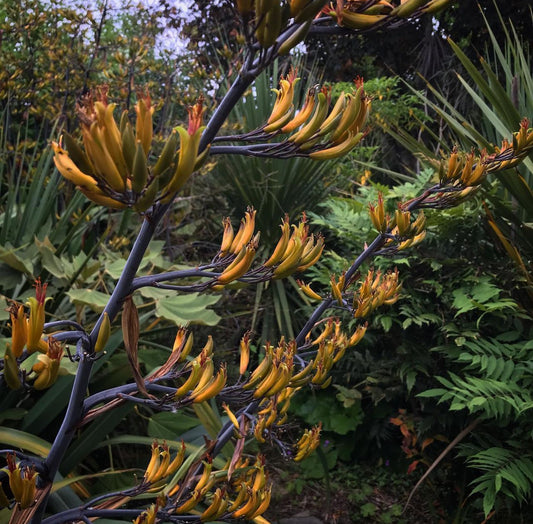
[139,452,272,522]
[4,280,64,391]
[2,454,38,509]
[53,88,206,211]
[211,209,324,289]
[218,71,370,161]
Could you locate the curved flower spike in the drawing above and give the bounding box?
[160,97,207,202]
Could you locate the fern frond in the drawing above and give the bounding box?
[467,447,533,517]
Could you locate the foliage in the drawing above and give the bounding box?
[390,8,533,303]
[0,0,187,129]
[308,168,533,517]
[1,2,533,524]
[371,15,533,515]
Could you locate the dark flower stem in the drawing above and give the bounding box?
[30,53,273,524]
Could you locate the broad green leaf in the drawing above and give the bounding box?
[21,375,76,434]
[0,243,34,275]
[105,258,128,279]
[59,358,79,375]
[417,388,449,398]
[0,408,27,424]
[379,315,392,332]
[142,240,168,268]
[0,298,9,321]
[192,402,223,440]
[479,58,521,128]
[448,39,501,114]
[66,288,111,312]
[471,280,500,303]
[405,370,417,393]
[52,469,140,493]
[154,293,221,326]
[454,74,510,138]
[100,435,187,449]
[493,173,533,218]
[361,502,377,517]
[495,473,502,493]
[60,404,134,475]
[35,236,67,279]
[483,484,496,518]
[452,290,476,316]
[139,287,176,300]
[468,397,487,409]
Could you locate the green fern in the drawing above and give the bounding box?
[420,337,533,420]
[457,445,533,517]
[419,335,533,516]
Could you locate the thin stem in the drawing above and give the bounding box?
[344,232,385,283]
[295,233,385,346]
[90,214,161,343]
[43,216,164,476]
[42,508,201,524]
[131,268,218,291]
[209,144,288,157]
[83,382,177,412]
[295,298,333,346]
[35,214,166,522]
[43,344,92,476]
[43,320,85,332]
[48,330,88,345]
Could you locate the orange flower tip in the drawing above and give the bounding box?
[95,85,109,105]
[187,96,206,135]
[47,337,63,360]
[354,75,364,89]
[320,85,332,103]
[136,88,152,109]
[287,67,298,84]
[34,278,48,305]
[6,452,17,471]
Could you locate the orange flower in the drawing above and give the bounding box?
[9,303,27,358]
[26,279,49,353]
[6,453,38,509]
[32,337,63,390]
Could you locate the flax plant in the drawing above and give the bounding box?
[1,1,532,522]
